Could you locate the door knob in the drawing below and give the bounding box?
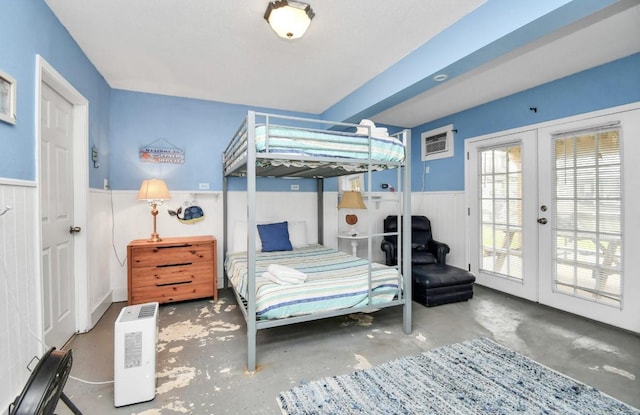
[537,218,547,225]
[69,226,82,234]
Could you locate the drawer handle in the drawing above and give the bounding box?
[156,280,193,287]
[157,262,193,268]
[155,244,193,250]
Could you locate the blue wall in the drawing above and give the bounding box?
[0,1,111,188]
[411,52,640,192]
[109,89,324,192]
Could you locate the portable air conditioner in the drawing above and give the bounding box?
[114,302,158,407]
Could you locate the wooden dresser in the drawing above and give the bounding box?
[127,235,217,305]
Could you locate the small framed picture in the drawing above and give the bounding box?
[0,70,17,125]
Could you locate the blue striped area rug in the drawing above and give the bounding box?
[277,337,639,415]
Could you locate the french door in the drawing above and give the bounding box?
[467,130,539,301]
[467,107,640,331]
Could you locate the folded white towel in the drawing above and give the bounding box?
[267,264,307,280]
[372,127,389,138]
[262,271,306,285]
[356,119,376,135]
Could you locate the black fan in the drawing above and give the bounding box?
[8,348,83,415]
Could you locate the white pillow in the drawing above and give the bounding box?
[231,221,262,253]
[288,221,308,248]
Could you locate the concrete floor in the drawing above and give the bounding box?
[57,285,639,414]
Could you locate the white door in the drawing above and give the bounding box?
[537,110,638,329]
[467,130,539,301]
[41,82,77,348]
[468,107,639,330]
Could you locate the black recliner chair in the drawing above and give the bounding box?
[381,215,449,266]
[381,215,475,307]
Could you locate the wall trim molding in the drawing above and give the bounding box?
[0,178,36,187]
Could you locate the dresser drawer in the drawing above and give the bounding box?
[130,280,214,305]
[132,262,213,287]
[130,242,214,268]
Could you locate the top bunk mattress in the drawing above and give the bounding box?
[254,125,405,162]
[223,114,407,177]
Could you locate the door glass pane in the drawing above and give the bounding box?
[479,143,523,281]
[552,128,622,307]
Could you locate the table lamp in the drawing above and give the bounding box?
[338,191,366,235]
[138,178,171,242]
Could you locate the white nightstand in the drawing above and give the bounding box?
[337,232,369,256]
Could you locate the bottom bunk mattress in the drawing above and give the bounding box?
[225,244,402,320]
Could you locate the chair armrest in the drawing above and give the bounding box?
[428,239,450,265]
[380,240,396,266]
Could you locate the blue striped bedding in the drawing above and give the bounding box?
[255,125,405,162]
[225,245,402,320]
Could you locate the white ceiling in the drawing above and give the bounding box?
[45,0,640,128]
[375,1,640,127]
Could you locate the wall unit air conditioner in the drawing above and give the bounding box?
[421,124,454,161]
[114,302,158,407]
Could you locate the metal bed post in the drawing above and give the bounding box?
[246,110,258,371]
[317,179,324,245]
[402,128,412,334]
[222,160,228,288]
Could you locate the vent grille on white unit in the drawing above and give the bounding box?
[421,124,454,161]
[424,132,448,155]
[114,302,159,407]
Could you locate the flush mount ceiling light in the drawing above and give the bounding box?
[433,73,448,82]
[264,0,315,40]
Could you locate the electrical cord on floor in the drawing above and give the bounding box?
[69,375,114,385]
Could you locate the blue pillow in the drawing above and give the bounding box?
[257,221,293,252]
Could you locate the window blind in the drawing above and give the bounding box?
[552,124,623,306]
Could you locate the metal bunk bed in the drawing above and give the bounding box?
[222,110,412,371]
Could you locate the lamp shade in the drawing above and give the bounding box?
[264,0,314,39]
[338,191,366,210]
[137,179,171,201]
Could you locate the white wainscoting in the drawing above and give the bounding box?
[224,191,466,266]
[88,189,115,326]
[412,191,467,269]
[0,181,39,412]
[226,191,321,252]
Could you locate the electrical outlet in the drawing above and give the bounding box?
[425,166,430,174]
[290,184,299,191]
[199,183,210,190]
[103,178,109,190]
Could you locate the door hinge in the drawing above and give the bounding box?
[467,207,470,216]
[467,152,469,160]
[468,264,471,271]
